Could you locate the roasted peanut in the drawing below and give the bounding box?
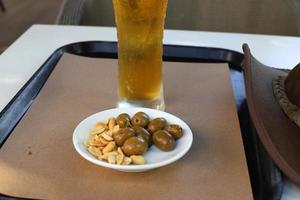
[102,142,116,153]
[89,140,106,147]
[101,132,113,141]
[105,130,113,137]
[107,154,116,164]
[84,140,90,147]
[116,154,124,165]
[108,117,116,130]
[112,125,120,135]
[91,126,106,135]
[122,157,132,165]
[130,155,145,165]
[95,122,107,127]
[99,137,109,145]
[117,147,124,156]
[88,146,102,157]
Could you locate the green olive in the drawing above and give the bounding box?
[131,112,150,127]
[113,127,135,146]
[116,113,131,128]
[164,124,183,140]
[133,126,152,146]
[152,130,175,151]
[122,137,148,156]
[147,117,167,134]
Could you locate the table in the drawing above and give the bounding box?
[0,25,300,199]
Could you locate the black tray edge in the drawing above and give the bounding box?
[0,41,282,200]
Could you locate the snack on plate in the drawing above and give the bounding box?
[84,112,183,165]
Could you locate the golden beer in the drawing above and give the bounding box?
[113,0,168,110]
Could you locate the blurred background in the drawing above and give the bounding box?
[1,0,300,53]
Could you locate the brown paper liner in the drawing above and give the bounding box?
[0,53,252,200]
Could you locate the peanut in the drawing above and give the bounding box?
[130,155,145,165]
[105,130,113,137]
[101,132,113,141]
[84,140,90,147]
[88,146,102,157]
[112,125,120,135]
[91,126,106,135]
[107,154,116,164]
[104,151,118,157]
[104,118,110,125]
[95,122,107,129]
[117,147,124,156]
[116,154,124,165]
[99,137,109,145]
[99,154,107,161]
[122,157,132,165]
[89,140,106,147]
[108,117,116,130]
[102,142,116,153]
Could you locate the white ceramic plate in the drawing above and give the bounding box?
[73,107,193,172]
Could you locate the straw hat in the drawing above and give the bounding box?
[243,44,300,186]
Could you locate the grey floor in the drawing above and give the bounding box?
[0,0,62,53]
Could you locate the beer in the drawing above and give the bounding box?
[113,0,168,109]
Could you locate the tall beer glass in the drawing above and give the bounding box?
[113,0,168,110]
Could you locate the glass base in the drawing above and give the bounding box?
[117,97,165,111]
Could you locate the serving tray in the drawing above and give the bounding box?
[0,41,282,200]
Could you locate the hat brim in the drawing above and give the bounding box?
[243,44,300,186]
